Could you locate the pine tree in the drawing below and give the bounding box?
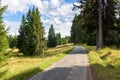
[0,1,8,59]
[17,15,27,53]
[18,7,44,55]
[83,0,117,47]
[71,14,85,44]
[47,24,57,47]
[103,0,118,46]
[56,32,61,45]
[8,35,18,48]
[71,14,77,44]
[61,36,71,44]
[73,0,118,47]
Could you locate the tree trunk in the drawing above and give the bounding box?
[97,0,103,49]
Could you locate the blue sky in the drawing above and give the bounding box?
[1,0,79,37]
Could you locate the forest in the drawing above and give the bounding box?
[71,0,120,48]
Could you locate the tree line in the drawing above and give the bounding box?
[71,0,120,48]
[9,7,71,56]
[47,24,71,48]
[0,2,71,60]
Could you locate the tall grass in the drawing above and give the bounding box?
[0,45,74,80]
[88,47,120,80]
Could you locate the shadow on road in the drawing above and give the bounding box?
[7,66,92,80]
[29,66,91,80]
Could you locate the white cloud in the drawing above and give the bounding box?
[49,0,64,8]
[2,0,79,37]
[50,0,60,8]
[4,20,20,35]
[1,0,30,13]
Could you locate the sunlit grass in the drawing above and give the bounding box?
[88,47,120,80]
[0,45,74,80]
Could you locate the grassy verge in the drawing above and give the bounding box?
[82,44,96,51]
[0,45,74,80]
[88,47,120,80]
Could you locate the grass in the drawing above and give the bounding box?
[88,47,120,80]
[0,45,74,80]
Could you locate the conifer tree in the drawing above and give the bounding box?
[72,0,118,47]
[47,24,57,47]
[56,32,61,45]
[82,0,117,47]
[18,7,44,55]
[71,14,85,44]
[18,15,27,53]
[0,1,8,59]
[8,35,18,48]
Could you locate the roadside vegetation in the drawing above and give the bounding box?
[88,47,120,80]
[0,45,74,80]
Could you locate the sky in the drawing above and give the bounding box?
[1,0,79,37]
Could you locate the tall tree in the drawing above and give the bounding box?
[17,15,26,53]
[103,0,118,46]
[0,1,8,59]
[73,0,118,48]
[47,24,57,47]
[18,7,44,55]
[61,36,71,44]
[71,14,85,44]
[56,32,62,45]
[8,35,18,48]
[97,0,103,49]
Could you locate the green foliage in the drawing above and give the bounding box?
[7,35,18,48]
[0,1,8,60]
[71,14,86,44]
[56,32,62,45]
[86,35,96,46]
[65,36,71,43]
[88,47,120,80]
[47,24,57,47]
[61,37,66,44]
[18,7,45,55]
[0,45,74,80]
[72,0,120,47]
[61,36,71,44]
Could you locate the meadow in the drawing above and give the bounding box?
[0,45,74,80]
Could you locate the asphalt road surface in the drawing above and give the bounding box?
[29,46,92,80]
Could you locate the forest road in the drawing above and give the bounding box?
[29,46,93,80]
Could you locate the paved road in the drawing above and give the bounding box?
[29,46,92,80]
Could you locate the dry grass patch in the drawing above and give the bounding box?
[0,45,74,80]
[88,47,120,80]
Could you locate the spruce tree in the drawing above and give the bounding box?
[47,24,57,47]
[82,0,117,47]
[56,32,61,45]
[71,14,85,44]
[103,0,117,46]
[8,35,18,48]
[0,1,8,59]
[18,7,44,55]
[73,0,118,47]
[18,15,27,53]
